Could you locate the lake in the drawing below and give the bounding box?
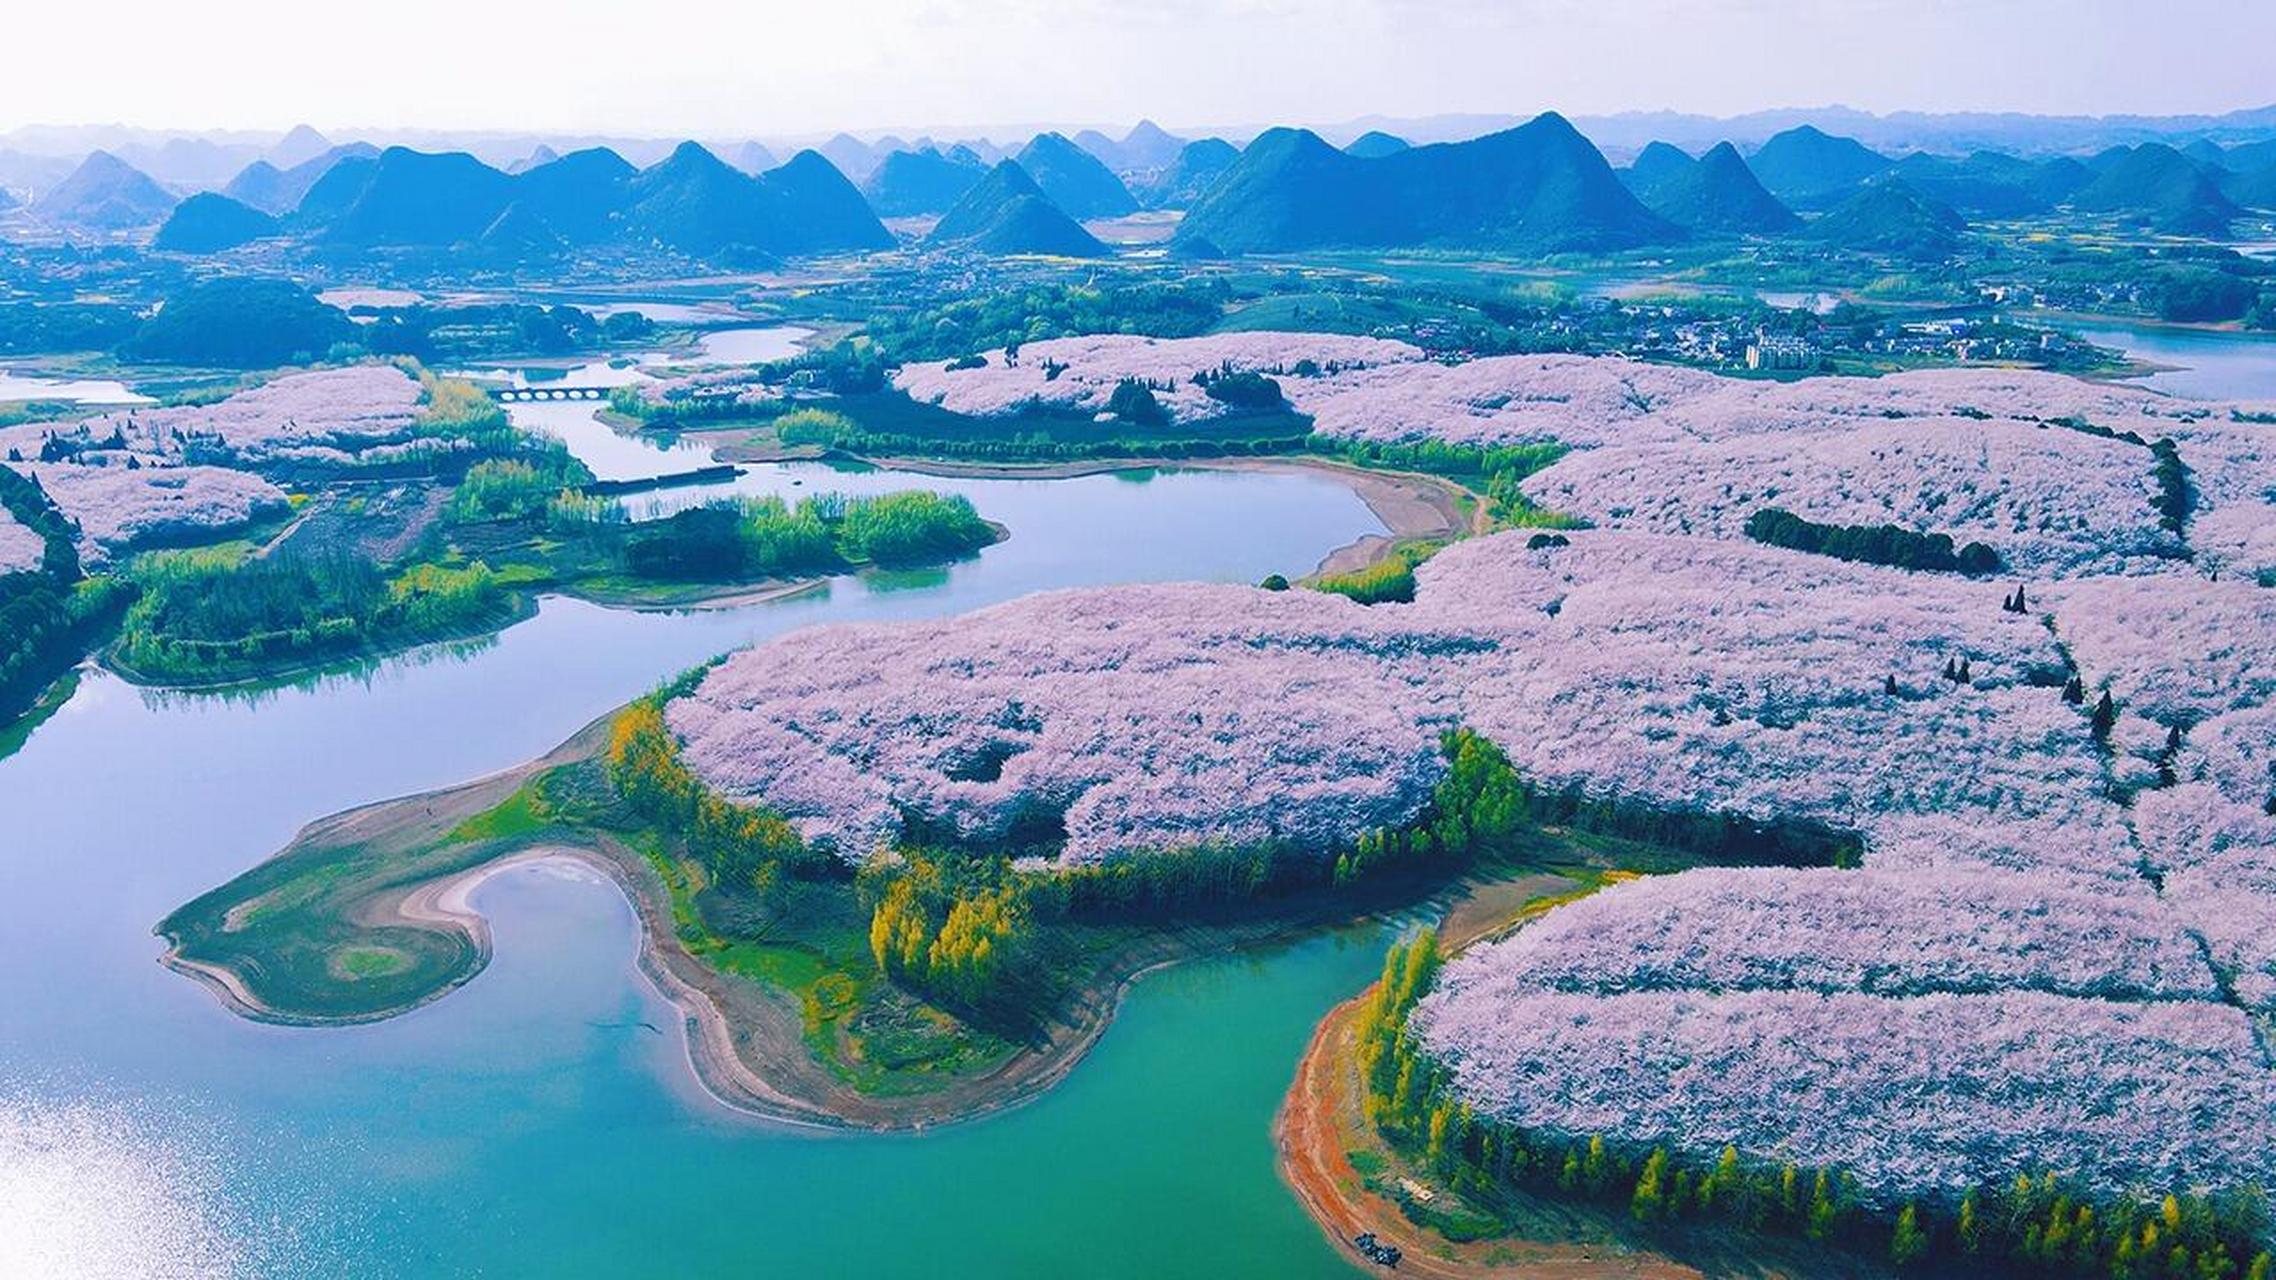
[0,368,154,406]
[2070,319,2276,401]
[0,378,1392,1277]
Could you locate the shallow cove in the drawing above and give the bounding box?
[0,447,1388,1274]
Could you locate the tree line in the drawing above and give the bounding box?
[0,466,125,724]
[1746,506,2003,575]
[112,547,514,682]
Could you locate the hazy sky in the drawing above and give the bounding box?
[5,0,2272,137]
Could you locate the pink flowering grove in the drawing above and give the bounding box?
[16,461,289,562]
[658,333,2276,1207]
[0,365,426,470]
[0,506,43,573]
[892,332,1419,423]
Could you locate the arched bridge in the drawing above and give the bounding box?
[493,386,614,403]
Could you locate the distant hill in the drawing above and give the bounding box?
[512,147,635,243]
[1807,178,1965,257]
[476,202,568,259]
[290,152,381,226]
[1630,141,1797,234]
[228,160,284,209]
[863,147,987,217]
[2071,143,2240,235]
[1015,132,1139,219]
[506,145,560,175]
[730,140,779,175]
[1177,112,1674,254]
[927,161,1107,257]
[240,139,891,260]
[1115,120,1186,173]
[2229,161,2276,211]
[318,147,515,247]
[116,136,256,189]
[1344,131,1411,159]
[2181,139,2230,169]
[620,141,773,256]
[1620,141,1695,193]
[2221,139,2276,174]
[227,143,377,215]
[153,193,280,252]
[1073,129,1124,170]
[121,277,353,368]
[818,133,880,182]
[266,124,335,170]
[619,142,891,259]
[1070,121,1183,176]
[1141,138,1240,209]
[761,150,896,253]
[1889,150,2088,217]
[1746,125,1891,208]
[32,151,178,230]
[954,138,1011,167]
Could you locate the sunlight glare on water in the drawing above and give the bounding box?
[0,1088,252,1279]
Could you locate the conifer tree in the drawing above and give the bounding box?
[1632,1148,1669,1222]
[1890,1203,1929,1267]
[1957,1188,1983,1255]
[2092,691,2118,743]
[1805,1170,1838,1241]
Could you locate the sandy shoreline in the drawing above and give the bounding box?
[1272,868,1772,1280]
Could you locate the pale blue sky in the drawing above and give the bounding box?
[5,0,2270,135]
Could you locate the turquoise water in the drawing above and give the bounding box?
[2071,321,2276,401]
[0,432,1388,1275]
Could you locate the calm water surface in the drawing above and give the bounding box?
[0,368,153,406]
[0,380,1389,1277]
[2071,320,2276,400]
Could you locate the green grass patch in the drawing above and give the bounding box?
[446,780,554,843]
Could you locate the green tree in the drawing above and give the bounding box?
[1805,1170,1839,1241]
[1632,1148,1670,1222]
[1890,1202,1929,1267]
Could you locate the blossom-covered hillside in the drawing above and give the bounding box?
[1408,982,2271,1205]
[1423,533,2131,876]
[666,582,1472,860]
[1445,865,2218,1002]
[1404,859,2272,1206]
[894,336,2271,581]
[892,332,1418,423]
[0,366,456,560]
[0,506,44,574]
[1291,355,2241,450]
[660,517,2274,1203]
[667,530,2129,875]
[660,332,2276,1206]
[16,463,288,563]
[0,365,426,469]
[1291,354,1720,449]
[1411,528,2276,1193]
[1519,416,2182,575]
